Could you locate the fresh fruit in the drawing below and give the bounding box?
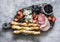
[18,11,21,14]
[14,18,18,22]
[17,10,23,19]
[32,13,36,18]
[48,16,52,21]
[33,20,37,23]
[52,17,56,22]
[34,15,38,20]
[19,13,23,19]
[17,10,23,14]
[48,16,56,22]
[32,13,38,20]
[18,16,25,23]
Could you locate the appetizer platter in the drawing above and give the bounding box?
[2,3,56,35]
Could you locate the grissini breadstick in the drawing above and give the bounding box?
[13,30,40,35]
[10,21,20,25]
[12,25,39,30]
[10,21,28,26]
[10,21,38,27]
[28,23,38,27]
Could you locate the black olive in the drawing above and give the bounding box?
[35,7,41,14]
[32,5,37,9]
[32,5,42,14]
[2,23,11,29]
[31,5,36,12]
[44,4,53,13]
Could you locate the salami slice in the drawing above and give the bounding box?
[37,13,50,31]
[38,13,45,25]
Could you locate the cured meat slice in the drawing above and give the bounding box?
[40,17,50,31]
[37,13,50,31]
[38,14,45,25]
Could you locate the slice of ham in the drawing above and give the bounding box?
[40,17,48,28]
[38,14,45,25]
[40,17,50,31]
[37,13,50,31]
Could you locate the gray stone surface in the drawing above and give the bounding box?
[0,0,60,42]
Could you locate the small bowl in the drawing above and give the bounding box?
[42,3,53,15]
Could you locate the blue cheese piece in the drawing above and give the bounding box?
[23,9,32,15]
[25,15,33,22]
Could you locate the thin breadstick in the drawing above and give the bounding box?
[10,21,27,26]
[10,21,20,25]
[12,25,39,30]
[13,30,40,35]
[10,21,38,27]
[28,23,38,27]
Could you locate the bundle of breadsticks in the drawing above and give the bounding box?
[10,21,40,35]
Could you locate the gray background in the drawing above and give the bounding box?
[0,0,60,42]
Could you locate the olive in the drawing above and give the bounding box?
[44,4,53,13]
[32,5,41,14]
[32,5,37,9]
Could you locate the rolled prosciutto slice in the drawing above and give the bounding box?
[38,13,45,25]
[37,13,50,31]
